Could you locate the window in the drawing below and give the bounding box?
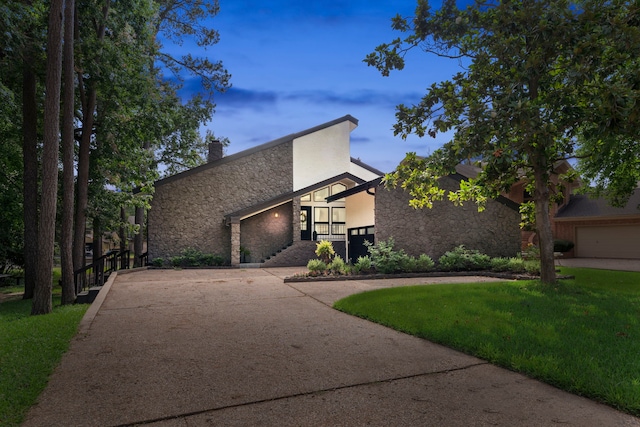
[300,193,311,202]
[314,187,329,202]
[331,183,347,201]
[331,207,346,235]
[314,207,329,235]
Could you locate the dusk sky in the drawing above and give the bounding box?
[188,0,467,173]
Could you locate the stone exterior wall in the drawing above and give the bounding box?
[375,177,521,260]
[240,203,293,263]
[148,141,294,262]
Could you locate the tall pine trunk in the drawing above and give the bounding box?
[32,0,64,315]
[22,62,38,300]
[60,0,76,305]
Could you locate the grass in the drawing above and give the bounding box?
[334,267,640,416]
[0,268,88,427]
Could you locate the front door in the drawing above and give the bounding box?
[300,206,312,240]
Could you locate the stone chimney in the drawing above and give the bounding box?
[207,139,223,162]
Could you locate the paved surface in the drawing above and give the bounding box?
[23,267,640,427]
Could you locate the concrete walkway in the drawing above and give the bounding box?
[23,268,639,427]
[556,257,640,272]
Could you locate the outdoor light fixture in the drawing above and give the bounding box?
[274,213,279,218]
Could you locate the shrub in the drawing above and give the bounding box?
[415,254,435,272]
[523,243,540,260]
[315,240,335,264]
[554,239,574,253]
[506,257,526,273]
[524,260,541,275]
[169,248,224,267]
[328,255,346,275]
[151,257,164,267]
[438,245,491,271]
[490,257,511,272]
[307,259,327,274]
[365,238,408,274]
[353,255,372,274]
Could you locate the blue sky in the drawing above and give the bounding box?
[191,0,464,173]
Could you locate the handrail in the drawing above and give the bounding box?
[74,250,131,295]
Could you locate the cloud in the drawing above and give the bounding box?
[216,87,279,111]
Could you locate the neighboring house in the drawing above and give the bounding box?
[554,189,640,259]
[148,115,522,266]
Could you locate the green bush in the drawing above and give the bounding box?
[170,248,224,267]
[307,259,327,273]
[151,257,164,267]
[415,254,435,272]
[490,257,511,272]
[328,255,346,275]
[353,255,372,274]
[315,240,335,264]
[506,257,526,273]
[524,260,541,275]
[365,238,409,274]
[438,245,491,271]
[554,239,574,252]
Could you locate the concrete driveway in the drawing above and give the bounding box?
[23,268,639,427]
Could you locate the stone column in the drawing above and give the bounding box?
[292,197,301,242]
[230,222,240,265]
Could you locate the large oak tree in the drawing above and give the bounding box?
[366,0,640,284]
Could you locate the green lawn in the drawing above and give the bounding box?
[0,276,87,426]
[334,267,640,416]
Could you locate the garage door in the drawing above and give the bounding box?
[575,225,640,259]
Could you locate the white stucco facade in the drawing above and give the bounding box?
[292,119,357,191]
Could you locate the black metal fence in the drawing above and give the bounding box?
[74,250,130,295]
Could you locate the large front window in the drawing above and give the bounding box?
[301,183,349,240]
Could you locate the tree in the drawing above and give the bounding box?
[60,0,76,305]
[365,0,640,284]
[32,0,64,315]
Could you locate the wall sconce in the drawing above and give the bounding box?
[274,213,279,218]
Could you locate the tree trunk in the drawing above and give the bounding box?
[60,0,76,305]
[32,0,64,315]
[533,169,557,284]
[22,61,38,300]
[134,206,144,267]
[73,0,110,271]
[120,206,126,253]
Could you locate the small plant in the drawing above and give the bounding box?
[523,243,540,260]
[307,259,327,274]
[438,245,491,271]
[524,260,541,275]
[490,257,511,272]
[353,255,372,274]
[328,255,346,275]
[365,238,408,274]
[506,257,526,273]
[151,257,164,267]
[315,240,335,264]
[414,254,435,272]
[553,239,574,253]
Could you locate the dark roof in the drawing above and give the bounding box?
[156,115,359,188]
[225,172,366,224]
[556,190,640,219]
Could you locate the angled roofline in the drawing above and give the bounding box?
[225,172,366,224]
[350,157,385,176]
[156,115,359,188]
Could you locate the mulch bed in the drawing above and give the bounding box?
[284,270,574,283]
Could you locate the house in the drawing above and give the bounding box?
[148,115,522,266]
[148,116,382,266]
[554,189,640,259]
